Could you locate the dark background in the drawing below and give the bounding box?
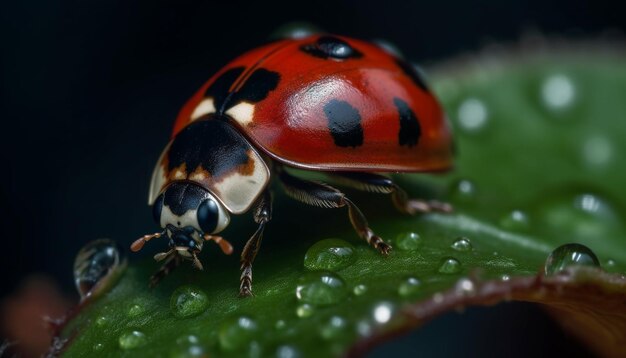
[1,0,624,356]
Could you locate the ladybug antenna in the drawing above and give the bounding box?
[131,231,164,252]
[204,234,234,255]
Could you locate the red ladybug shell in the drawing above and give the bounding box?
[173,34,453,173]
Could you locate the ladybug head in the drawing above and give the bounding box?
[151,182,230,263]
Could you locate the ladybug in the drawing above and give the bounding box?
[131,34,453,296]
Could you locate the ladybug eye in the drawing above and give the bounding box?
[197,197,233,234]
[152,194,164,225]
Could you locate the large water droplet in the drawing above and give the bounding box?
[541,74,576,110]
[398,277,421,297]
[438,257,462,274]
[457,98,488,133]
[296,272,347,306]
[500,210,530,231]
[74,239,125,300]
[218,316,258,353]
[303,239,356,271]
[545,243,600,275]
[451,237,472,252]
[171,285,209,319]
[320,315,348,340]
[119,330,148,350]
[394,232,422,252]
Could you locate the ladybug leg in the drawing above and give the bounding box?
[239,191,273,297]
[149,252,182,288]
[277,167,391,255]
[330,172,452,215]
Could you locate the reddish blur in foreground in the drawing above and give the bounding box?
[1,276,73,358]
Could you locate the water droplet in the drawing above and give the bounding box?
[438,257,462,274]
[606,259,616,268]
[373,302,394,324]
[455,278,476,297]
[296,304,314,318]
[218,316,258,352]
[74,239,125,300]
[545,243,600,275]
[119,330,148,350]
[398,277,421,297]
[500,210,530,231]
[501,274,511,281]
[457,98,488,133]
[353,284,367,296]
[128,303,144,317]
[303,239,356,271]
[95,315,107,326]
[451,237,472,252]
[536,192,622,241]
[394,232,422,251]
[93,343,103,351]
[171,285,209,319]
[275,345,301,358]
[582,135,613,168]
[275,320,286,330]
[450,179,477,202]
[296,272,347,306]
[541,74,575,110]
[170,335,205,358]
[320,315,348,340]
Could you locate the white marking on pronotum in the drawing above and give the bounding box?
[225,102,255,126]
[214,150,269,214]
[191,98,216,121]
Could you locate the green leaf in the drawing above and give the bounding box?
[57,50,626,357]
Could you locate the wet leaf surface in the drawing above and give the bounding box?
[59,51,626,357]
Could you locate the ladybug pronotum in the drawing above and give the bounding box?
[131,34,453,296]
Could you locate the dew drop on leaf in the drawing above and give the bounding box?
[501,274,511,281]
[544,243,600,275]
[119,330,148,350]
[352,284,367,296]
[372,302,394,324]
[451,237,473,252]
[398,277,421,297]
[320,315,348,340]
[95,315,107,326]
[170,285,209,319]
[438,257,462,274]
[394,232,422,251]
[454,278,476,297]
[499,210,530,231]
[93,343,103,351]
[296,272,348,306]
[218,316,258,352]
[450,179,477,202]
[457,97,489,133]
[275,344,302,358]
[541,74,576,110]
[303,239,356,271]
[127,303,144,317]
[170,335,205,358]
[296,304,315,318]
[73,238,124,300]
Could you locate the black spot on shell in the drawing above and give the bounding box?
[204,67,280,114]
[394,98,421,147]
[324,100,364,147]
[301,36,363,60]
[396,59,430,92]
